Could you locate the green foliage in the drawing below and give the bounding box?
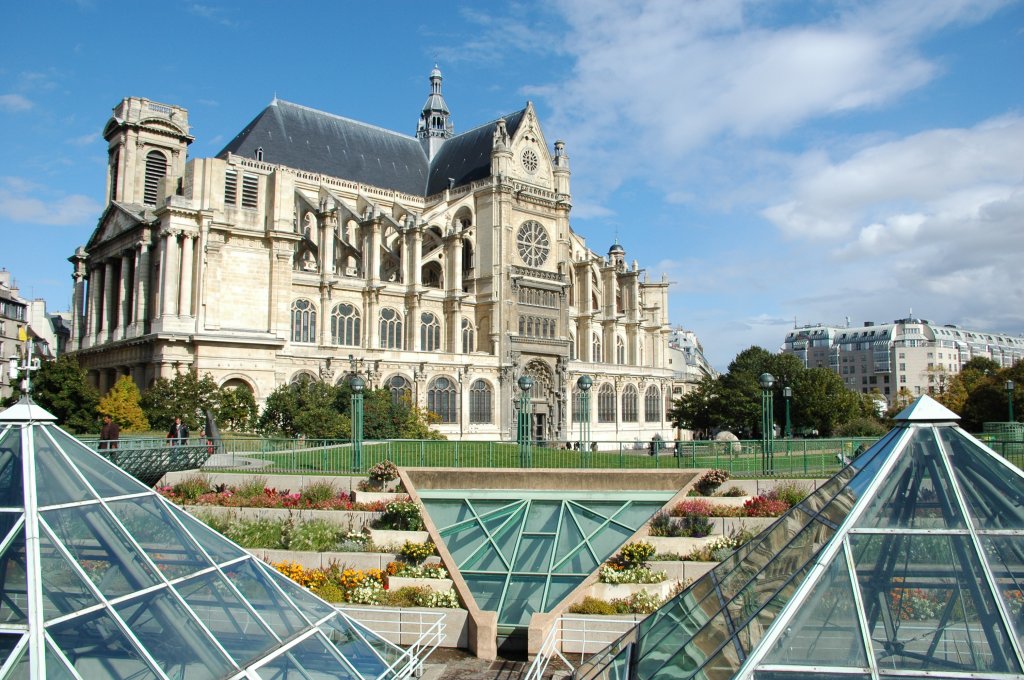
[648,512,684,538]
[720,486,747,497]
[398,540,436,563]
[767,481,808,507]
[834,416,888,437]
[22,355,99,433]
[368,460,400,485]
[375,501,424,531]
[258,377,350,439]
[235,476,268,500]
[172,474,210,503]
[97,376,149,432]
[681,515,714,538]
[567,597,621,615]
[218,385,257,432]
[224,518,288,549]
[141,371,222,432]
[299,480,339,506]
[289,520,343,552]
[618,541,656,568]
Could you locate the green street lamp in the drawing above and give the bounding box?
[759,373,775,475]
[350,375,365,472]
[517,375,534,467]
[577,375,593,458]
[1007,380,1015,423]
[783,386,793,439]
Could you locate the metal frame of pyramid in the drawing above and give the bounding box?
[0,399,408,679]
[574,396,1024,679]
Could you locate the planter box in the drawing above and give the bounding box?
[648,560,718,584]
[352,491,409,505]
[249,548,398,571]
[180,505,381,532]
[339,605,469,648]
[590,581,673,601]
[369,529,430,549]
[646,535,717,556]
[387,576,454,593]
[717,516,777,536]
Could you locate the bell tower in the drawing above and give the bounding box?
[416,66,453,161]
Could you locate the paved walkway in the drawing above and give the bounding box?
[419,648,571,680]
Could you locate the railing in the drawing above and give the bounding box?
[523,615,639,680]
[338,605,447,678]
[86,437,217,486]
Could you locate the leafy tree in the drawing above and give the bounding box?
[334,383,444,440]
[258,378,350,439]
[141,371,222,432]
[217,385,257,432]
[791,367,870,437]
[21,355,99,433]
[668,375,718,437]
[98,376,149,432]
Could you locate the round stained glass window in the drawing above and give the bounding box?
[521,148,539,174]
[516,221,550,267]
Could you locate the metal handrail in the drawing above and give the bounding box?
[339,605,447,678]
[523,615,639,680]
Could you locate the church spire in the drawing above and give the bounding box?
[417,65,453,160]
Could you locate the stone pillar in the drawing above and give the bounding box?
[411,225,423,287]
[364,290,378,349]
[119,251,132,338]
[449,236,464,294]
[579,316,592,362]
[133,242,150,334]
[369,219,381,285]
[103,259,116,342]
[445,301,461,353]
[86,265,101,345]
[407,295,420,351]
[179,233,194,317]
[159,229,180,318]
[323,211,337,275]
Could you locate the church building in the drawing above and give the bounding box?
[68,68,677,443]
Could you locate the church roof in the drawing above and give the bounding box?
[218,99,526,197]
[0,398,407,678]
[575,395,1024,679]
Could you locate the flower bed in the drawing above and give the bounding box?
[196,513,390,553]
[159,475,396,511]
[272,560,462,608]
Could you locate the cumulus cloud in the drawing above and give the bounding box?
[0,177,100,226]
[0,94,32,112]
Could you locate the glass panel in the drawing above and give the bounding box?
[939,428,1024,529]
[255,632,358,680]
[524,501,561,533]
[469,544,507,573]
[176,570,277,666]
[321,614,391,678]
[851,533,1021,674]
[586,523,634,563]
[571,504,609,538]
[756,673,870,680]
[43,639,78,680]
[49,607,158,679]
[462,573,505,612]
[635,608,733,679]
[612,502,665,529]
[38,528,100,620]
[544,576,581,612]
[554,514,585,561]
[855,429,965,529]
[0,633,22,667]
[735,560,813,655]
[167,505,247,564]
[844,428,910,499]
[32,433,93,508]
[0,526,27,624]
[514,535,553,572]
[696,641,744,679]
[421,499,472,529]
[42,504,161,599]
[107,496,212,580]
[46,427,149,498]
[0,429,23,507]
[221,559,308,640]
[441,523,487,566]
[501,575,546,626]
[263,564,337,625]
[763,548,868,667]
[979,536,1024,652]
[3,644,27,680]
[115,588,234,679]
[559,542,599,575]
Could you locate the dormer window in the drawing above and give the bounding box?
[255,147,264,162]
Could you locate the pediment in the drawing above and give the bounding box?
[85,202,150,249]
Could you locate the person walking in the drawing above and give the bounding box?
[99,415,120,450]
[166,416,189,444]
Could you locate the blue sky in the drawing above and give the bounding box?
[2,0,1022,370]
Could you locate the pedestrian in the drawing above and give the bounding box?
[99,415,120,450]
[167,416,189,445]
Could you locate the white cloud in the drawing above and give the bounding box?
[0,177,100,227]
[68,132,99,147]
[0,94,32,112]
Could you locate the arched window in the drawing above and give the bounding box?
[462,240,474,276]
[622,384,638,422]
[290,371,317,384]
[291,299,316,343]
[519,317,525,335]
[592,334,603,363]
[462,318,475,354]
[469,379,492,423]
[427,376,458,424]
[572,384,591,423]
[330,303,360,346]
[143,150,168,206]
[616,337,626,365]
[379,308,403,349]
[387,375,412,405]
[420,312,441,352]
[569,333,576,360]
[255,146,264,162]
[645,385,661,422]
[598,384,616,423]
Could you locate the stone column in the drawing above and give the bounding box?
[323,211,337,275]
[159,229,180,318]
[179,233,194,318]
[449,236,464,294]
[364,290,378,349]
[407,295,420,351]
[369,219,381,285]
[119,251,132,338]
[103,259,116,342]
[133,242,150,334]
[86,265,101,345]
[411,225,423,287]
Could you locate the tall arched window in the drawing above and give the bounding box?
[379,308,403,349]
[143,150,168,206]
[331,303,361,346]
[645,385,662,422]
[572,384,591,423]
[387,375,412,405]
[616,337,626,365]
[569,334,576,360]
[427,376,458,423]
[420,312,441,352]
[462,318,475,354]
[622,384,638,422]
[598,384,616,423]
[592,334,603,363]
[469,379,492,423]
[291,299,316,343]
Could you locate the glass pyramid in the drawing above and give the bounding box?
[420,491,669,629]
[0,399,407,679]
[574,396,1024,679]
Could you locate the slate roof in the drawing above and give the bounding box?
[217,99,526,197]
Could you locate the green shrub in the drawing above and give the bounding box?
[694,469,730,496]
[172,474,210,503]
[681,515,713,538]
[648,511,684,537]
[399,540,436,563]
[195,511,230,534]
[225,518,288,549]
[648,551,687,561]
[376,501,424,531]
[719,486,747,497]
[618,541,656,568]
[383,586,429,608]
[567,597,621,615]
[766,481,808,507]
[301,480,339,506]
[235,476,268,500]
[368,460,400,486]
[315,582,345,603]
[289,519,342,552]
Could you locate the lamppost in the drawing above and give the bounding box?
[759,373,775,475]
[350,375,365,472]
[577,375,592,459]
[1007,380,1015,423]
[783,386,793,439]
[517,375,534,467]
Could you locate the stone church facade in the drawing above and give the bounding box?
[69,69,677,443]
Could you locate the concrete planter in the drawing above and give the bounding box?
[180,504,381,532]
[368,528,430,549]
[339,605,469,647]
[717,516,777,536]
[248,548,398,571]
[590,581,673,601]
[646,535,717,556]
[352,491,409,505]
[387,576,454,593]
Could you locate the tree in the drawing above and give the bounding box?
[21,355,99,433]
[791,367,870,437]
[257,378,349,439]
[334,384,444,440]
[217,386,257,432]
[97,376,149,432]
[141,371,222,433]
[669,375,718,437]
